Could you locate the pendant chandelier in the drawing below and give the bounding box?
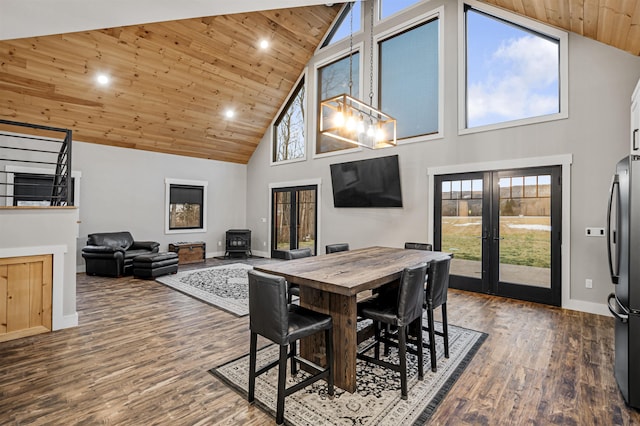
[319,1,397,149]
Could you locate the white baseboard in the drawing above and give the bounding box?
[563,299,611,317]
[251,250,270,258]
[55,312,79,330]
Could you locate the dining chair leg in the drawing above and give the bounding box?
[383,325,391,357]
[374,321,381,360]
[398,325,408,400]
[416,318,424,380]
[325,327,335,396]
[248,332,258,403]
[276,345,288,425]
[427,306,437,372]
[442,303,450,358]
[290,341,297,375]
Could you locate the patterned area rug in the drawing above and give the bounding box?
[156,263,253,316]
[210,322,487,425]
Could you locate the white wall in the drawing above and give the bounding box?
[73,142,247,269]
[246,0,640,312]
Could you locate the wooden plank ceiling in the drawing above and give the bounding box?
[0,1,639,164]
[0,5,341,164]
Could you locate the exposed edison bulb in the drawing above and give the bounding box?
[346,115,357,131]
[356,118,365,134]
[333,111,345,127]
[367,124,376,137]
[376,127,386,142]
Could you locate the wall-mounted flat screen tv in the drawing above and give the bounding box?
[330,155,403,208]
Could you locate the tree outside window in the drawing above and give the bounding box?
[274,78,306,162]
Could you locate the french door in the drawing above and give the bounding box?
[434,166,561,306]
[271,185,318,258]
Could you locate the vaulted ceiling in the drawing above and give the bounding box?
[1,1,639,164]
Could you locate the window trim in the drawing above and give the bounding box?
[458,0,569,135]
[164,178,208,234]
[312,42,365,159]
[271,73,307,166]
[375,6,444,145]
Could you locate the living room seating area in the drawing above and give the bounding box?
[81,231,160,277]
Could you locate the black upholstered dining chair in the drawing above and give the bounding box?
[404,241,434,286]
[404,242,433,251]
[325,243,349,254]
[422,256,451,372]
[282,248,312,303]
[356,263,428,400]
[247,270,334,424]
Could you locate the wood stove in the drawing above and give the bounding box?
[225,229,252,258]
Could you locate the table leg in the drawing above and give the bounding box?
[299,287,358,393]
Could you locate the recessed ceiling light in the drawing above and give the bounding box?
[225,109,235,119]
[259,39,269,49]
[96,74,110,85]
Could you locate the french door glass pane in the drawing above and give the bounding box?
[274,191,291,250]
[498,174,551,287]
[441,179,483,280]
[296,189,316,255]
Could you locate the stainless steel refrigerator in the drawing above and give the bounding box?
[607,155,640,408]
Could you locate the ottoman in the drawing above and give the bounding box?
[133,252,179,279]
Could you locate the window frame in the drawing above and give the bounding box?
[376,7,444,144]
[271,74,307,166]
[313,43,365,158]
[164,178,208,234]
[4,165,81,207]
[458,0,569,135]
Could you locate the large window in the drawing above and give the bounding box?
[379,17,439,140]
[273,77,306,163]
[316,52,360,154]
[165,179,207,233]
[461,0,567,131]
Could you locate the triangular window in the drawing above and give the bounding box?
[321,2,361,48]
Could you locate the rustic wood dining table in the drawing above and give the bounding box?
[253,246,451,393]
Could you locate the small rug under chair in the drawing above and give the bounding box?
[210,322,487,425]
[155,263,253,316]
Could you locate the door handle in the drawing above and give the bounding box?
[607,174,620,284]
[634,129,639,151]
[608,293,629,323]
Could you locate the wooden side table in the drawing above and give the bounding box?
[168,241,206,265]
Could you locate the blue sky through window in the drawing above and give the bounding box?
[326,2,361,46]
[466,9,560,128]
[381,0,421,19]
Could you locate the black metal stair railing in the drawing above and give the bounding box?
[0,119,73,207]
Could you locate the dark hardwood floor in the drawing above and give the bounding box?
[1,257,638,425]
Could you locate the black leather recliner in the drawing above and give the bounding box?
[82,231,160,277]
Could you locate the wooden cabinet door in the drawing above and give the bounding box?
[0,255,53,342]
